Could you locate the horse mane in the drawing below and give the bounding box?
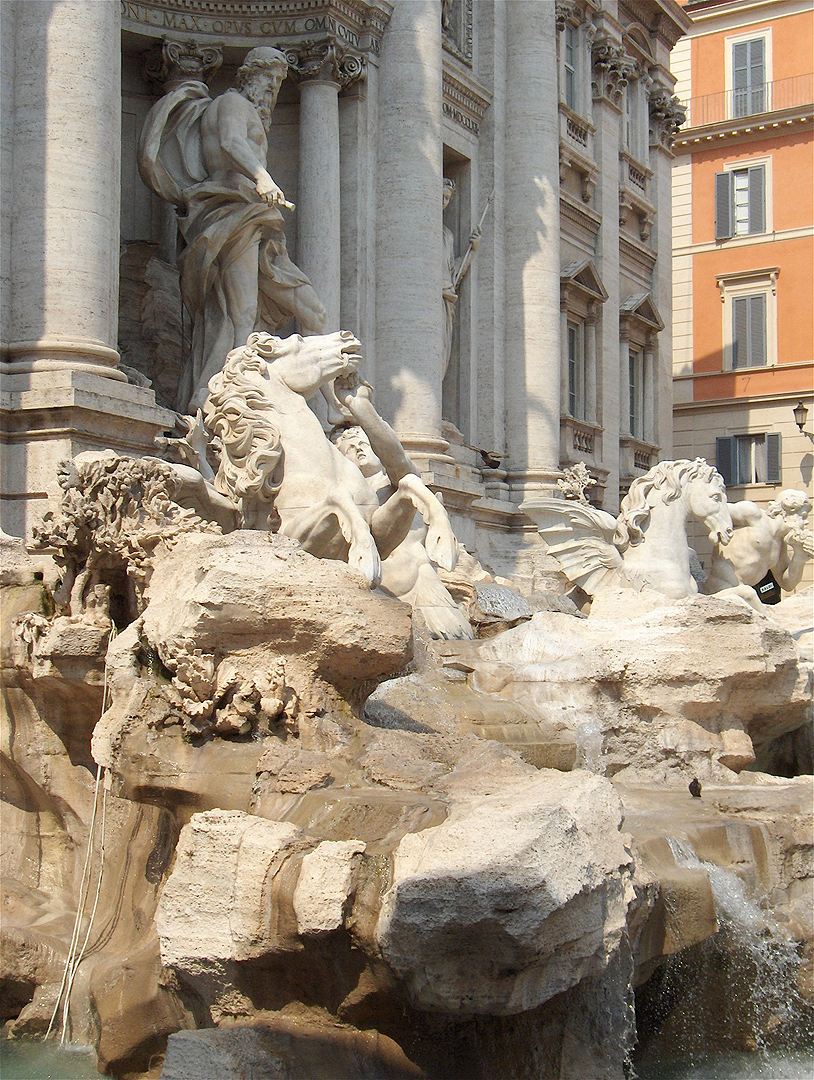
[614,458,720,551]
[204,338,284,529]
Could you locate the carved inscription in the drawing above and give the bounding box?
[120,2,376,51]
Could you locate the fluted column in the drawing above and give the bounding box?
[504,0,562,500]
[375,0,446,457]
[298,74,341,330]
[4,0,123,377]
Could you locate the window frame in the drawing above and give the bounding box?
[624,77,648,164]
[628,346,645,440]
[567,319,587,421]
[715,156,772,240]
[716,432,782,487]
[717,269,778,371]
[725,28,772,121]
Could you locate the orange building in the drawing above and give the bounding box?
[670,0,813,590]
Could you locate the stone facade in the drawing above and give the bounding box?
[1,0,690,574]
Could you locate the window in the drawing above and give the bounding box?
[568,321,586,419]
[629,347,645,438]
[732,293,766,369]
[732,37,765,118]
[716,433,781,486]
[717,269,778,370]
[715,163,767,239]
[625,79,646,161]
[726,30,771,121]
[564,24,578,110]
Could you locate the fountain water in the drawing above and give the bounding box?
[632,837,814,1079]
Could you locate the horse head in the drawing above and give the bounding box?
[615,458,733,551]
[246,330,363,398]
[684,463,733,546]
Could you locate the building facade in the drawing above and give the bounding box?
[2,0,689,574]
[670,0,813,586]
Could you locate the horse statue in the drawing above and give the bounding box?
[521,459,737,601]
[203,331,459,589]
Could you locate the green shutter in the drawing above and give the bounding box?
[732,297,748,367]
[715,172,734,239]
[716,436,736,487]
[766,433,781,484]
[749,293,767,367]
[748,165,765,234]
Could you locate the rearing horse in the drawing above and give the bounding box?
[204,332,458,588]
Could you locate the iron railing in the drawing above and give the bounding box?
[683,73,813,128]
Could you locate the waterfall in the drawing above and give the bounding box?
[632,836,814,1079]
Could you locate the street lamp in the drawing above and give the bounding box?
[793,400,809,433]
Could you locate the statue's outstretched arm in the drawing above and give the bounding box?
[338,381,418,486]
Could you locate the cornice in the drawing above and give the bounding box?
[442,61,491,138]
[121,0,393,56]
[675,108,813,149]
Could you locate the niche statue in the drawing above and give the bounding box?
[139,47,326,412]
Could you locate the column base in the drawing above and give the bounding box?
[505,468,563,505]
[1,368,175,540]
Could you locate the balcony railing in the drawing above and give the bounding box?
[684,74,813,128]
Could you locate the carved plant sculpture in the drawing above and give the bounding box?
[32,453,219,619]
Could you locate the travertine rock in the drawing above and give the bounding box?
[161,1020,426,1080]
[294,840,366,935]
[156,810,309,968]
[445,592,810,781]
[376,769,633,1014]
[141,530,412,701]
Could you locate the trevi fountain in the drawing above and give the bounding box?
[1,8,813,1080]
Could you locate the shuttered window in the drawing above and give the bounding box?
[567,322,586,419]
[716,433,781,486]
[715,165,766,239]
[732,293,767,368]
[732,38,765,118]
[564,24,578,110]
[629,348,644,438]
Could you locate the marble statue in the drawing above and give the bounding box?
[330,420,473,640]
[704,489,814,596]
[203,332,459,588]
[442,178,482,377]
[139,47,327,412]
[521,458,737,601]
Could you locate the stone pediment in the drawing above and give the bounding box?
[619,291,664,331]
[560,259,608,304]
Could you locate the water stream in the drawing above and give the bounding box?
[631,837,814,1080]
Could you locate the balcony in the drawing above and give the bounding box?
[683,74,814,128]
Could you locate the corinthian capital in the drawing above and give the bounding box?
[143,38,223,89]
[649,87,687,148]
[555,1,580,30]
[281,36,365,90]
[591,38,636,105]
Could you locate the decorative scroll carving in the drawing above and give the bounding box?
[282,35,365,89]
[649,87,687,149]
[555,1,580,31]
[143,37,222,87]
[591,38,636,105]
